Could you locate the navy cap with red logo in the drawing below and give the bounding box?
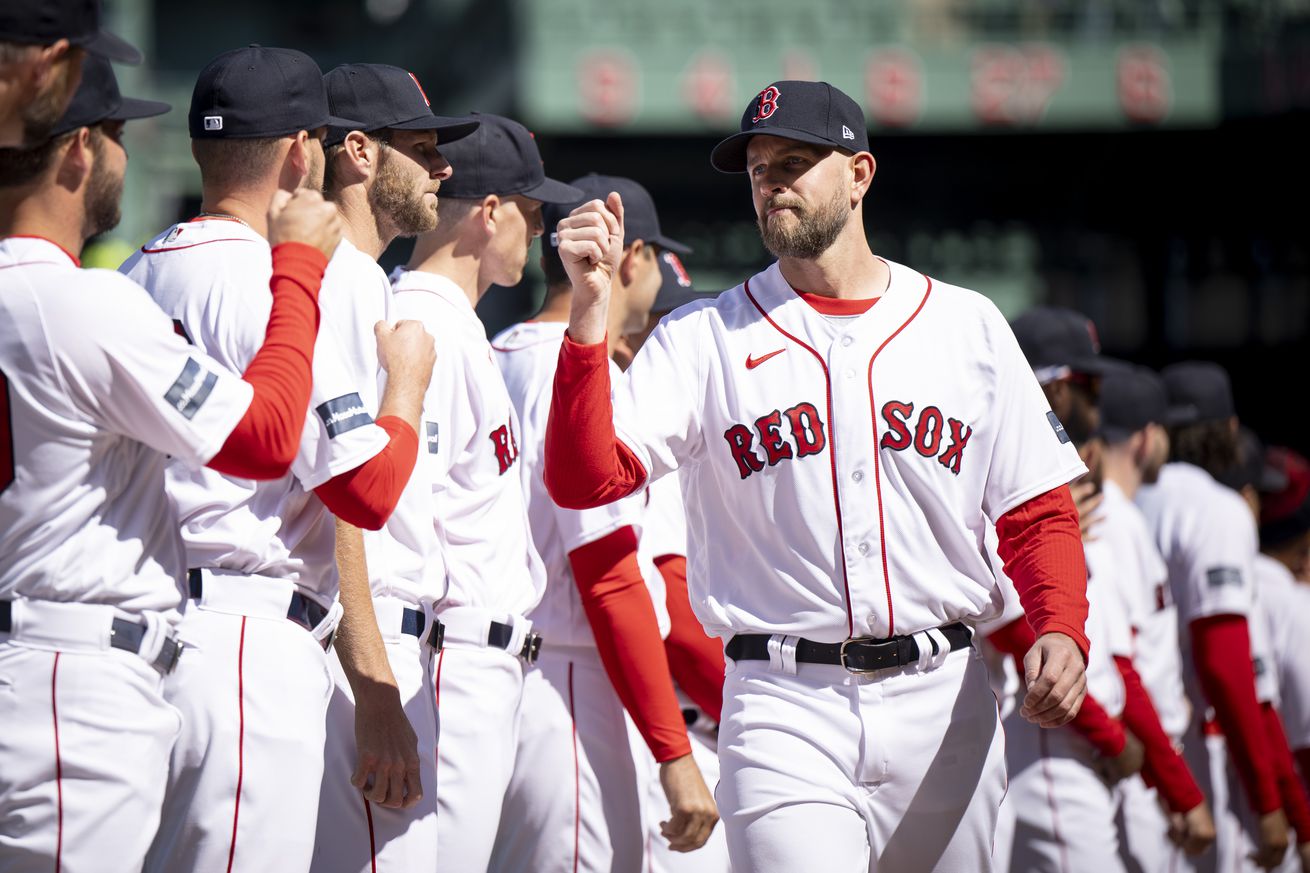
[0,0,140,64]
[51,53,169,137]
[1161,361,1235,426]
[653,250,716,314]
[1258,446,1310,549]
[543,174,690,256]
[322,64,478,147]
[1010,306,1118,384]
[1098,365,1168,444]
[710,81,871,174]
[189,46,362,140]
[437,113,582,204]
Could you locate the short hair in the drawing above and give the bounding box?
[0,41,39,64]
[0,130,74,187]
[435,195,480,227]
[192,137,286,190]
[1168,419,1239,479]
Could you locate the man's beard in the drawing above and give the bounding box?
[369,145,437,238]
[757,186,849,260]
[303,146,325,193]
[81,132,123,240]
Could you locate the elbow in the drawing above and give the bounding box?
[326,497,392,531]
[544,467,590,510]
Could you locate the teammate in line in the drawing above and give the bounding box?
[543,80,1091,871]
[122,50,445,873]
[0,56,341,870]
[492,171,718,872]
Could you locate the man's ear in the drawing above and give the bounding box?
[54,126,93,192]
[340,130,377,182]
[850,152,876,205]
[481,194,501,235]
[619,238,644,284]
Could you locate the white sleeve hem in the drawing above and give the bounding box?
[988,460,1088,522]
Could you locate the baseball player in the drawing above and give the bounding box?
[0,58,340,871]
[120,49,447,873]
[1254,447,1310,802]
[491,172,718,873]
[544,80,1092,871]
[301,63,478,873]
[0,0,138,146]
[1137,362,1292,871]
[1098,365,1217,869]
[365,110,567,872]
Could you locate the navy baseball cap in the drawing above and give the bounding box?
[543,174,690,256]
[322,64,478,147]
[1258,447,1310,549]
[50,53,168,137]
[189,46,362,140]
[437,113,582,204]
[653,251,714,313]
[1010,306,1117,383]
[0,0,140,64]
[711,81,870,174]
[1218,427,1286,493]
[1099,366,1167,444]
[1162,362,1235,426]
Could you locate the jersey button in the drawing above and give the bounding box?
[841,336,853,347]
[844,368,856,379]
[858,542,871,555]
[852,470,864,482]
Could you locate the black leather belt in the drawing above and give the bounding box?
[488,620,543,664]
[188,569,333,649]
[400,607,445,650]
[725,622,972,675]
[0,599,183,674]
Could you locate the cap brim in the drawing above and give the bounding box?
[710,127,846,173]
[650,234,692,256]
[111,96,170,123]
[389,115,481,144]
[79,29,142,65]
[520,176,586,205]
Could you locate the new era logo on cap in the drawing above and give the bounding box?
[204,116,222,130]
[842,125,855,140]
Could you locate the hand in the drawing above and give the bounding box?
[556,193,624,346]
[658,754,719,853]
[1250,809,1290,870]
[1167,802,1216,857]
[374,320,436,380]
[1099,730,1144,784]
[351,685,423,810]
[1070,479,1104,543]
[1021,632,1087,727]
[267,188,343,259]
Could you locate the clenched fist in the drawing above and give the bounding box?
[268,188,343,259]
[557,193,625,347]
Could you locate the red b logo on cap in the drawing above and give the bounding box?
[752,86,780,123]
[408,72,431,108]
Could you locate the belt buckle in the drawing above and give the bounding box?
[154,637,184,675]
[519,632,543,665]
[839,637,886,675]
[427,619,445,652]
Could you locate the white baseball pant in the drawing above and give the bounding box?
[0,601,180,873]
[646,709,732,873]
[716,643,1005,873]
[490,642,647,873]
[312,597,440,873]
[1002,712,1127,873]
[1115,777,1185,873]
[145,573,336,873]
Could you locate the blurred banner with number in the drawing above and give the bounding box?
[519,0,1219,132]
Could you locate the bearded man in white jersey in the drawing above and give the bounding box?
[0,57,340,871]
[543,80,1091,872]
[492,172,719,873]
[120,47,448,873]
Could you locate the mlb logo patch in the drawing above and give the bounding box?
[316,393,373,439]
[204,116,223,131]
[164,225,185,244]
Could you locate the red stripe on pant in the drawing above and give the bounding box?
[569,661,580,873]
[227,618,248,873]
[52,652,63,873]
[363,797,377,873]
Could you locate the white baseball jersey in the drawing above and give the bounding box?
[1099,479,1190,738]
[1255,554,1310,743]
[609,259,1086,642]
[1137,462,1258,717]
[389,268,544,615]
[0,236,253,613]
[121,220,392,605]
[493,319,667,645]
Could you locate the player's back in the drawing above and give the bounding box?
[1,237,250,612]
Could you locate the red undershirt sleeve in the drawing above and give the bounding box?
[312,416,419,530]
[655,554,725,724]
[994,485,1091,659]
[208,242,326,480]
[988,617,1123,756]
[1115,654,1205,813]
[569,526,691,763]
[545,334,647,510]
[1192,615,1282,815]
[1263,703,1310,842]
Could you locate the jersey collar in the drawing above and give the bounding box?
[389,266,479,320]
[2,235,81,267]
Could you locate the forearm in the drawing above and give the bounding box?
[313,416,418,530]
[208,242,326,479]
[331,519,399,698]
[1116,655,1205,813]
[377,365,427,436]
[1263,703,1310,842]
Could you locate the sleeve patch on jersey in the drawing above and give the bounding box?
[425,421,440,454]
[164,357,218,421]
[1205,566,1243,588]
[1047,411,1071,444]
[316,393,373,439]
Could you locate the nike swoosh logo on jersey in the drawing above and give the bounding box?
[745,349,786,369]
